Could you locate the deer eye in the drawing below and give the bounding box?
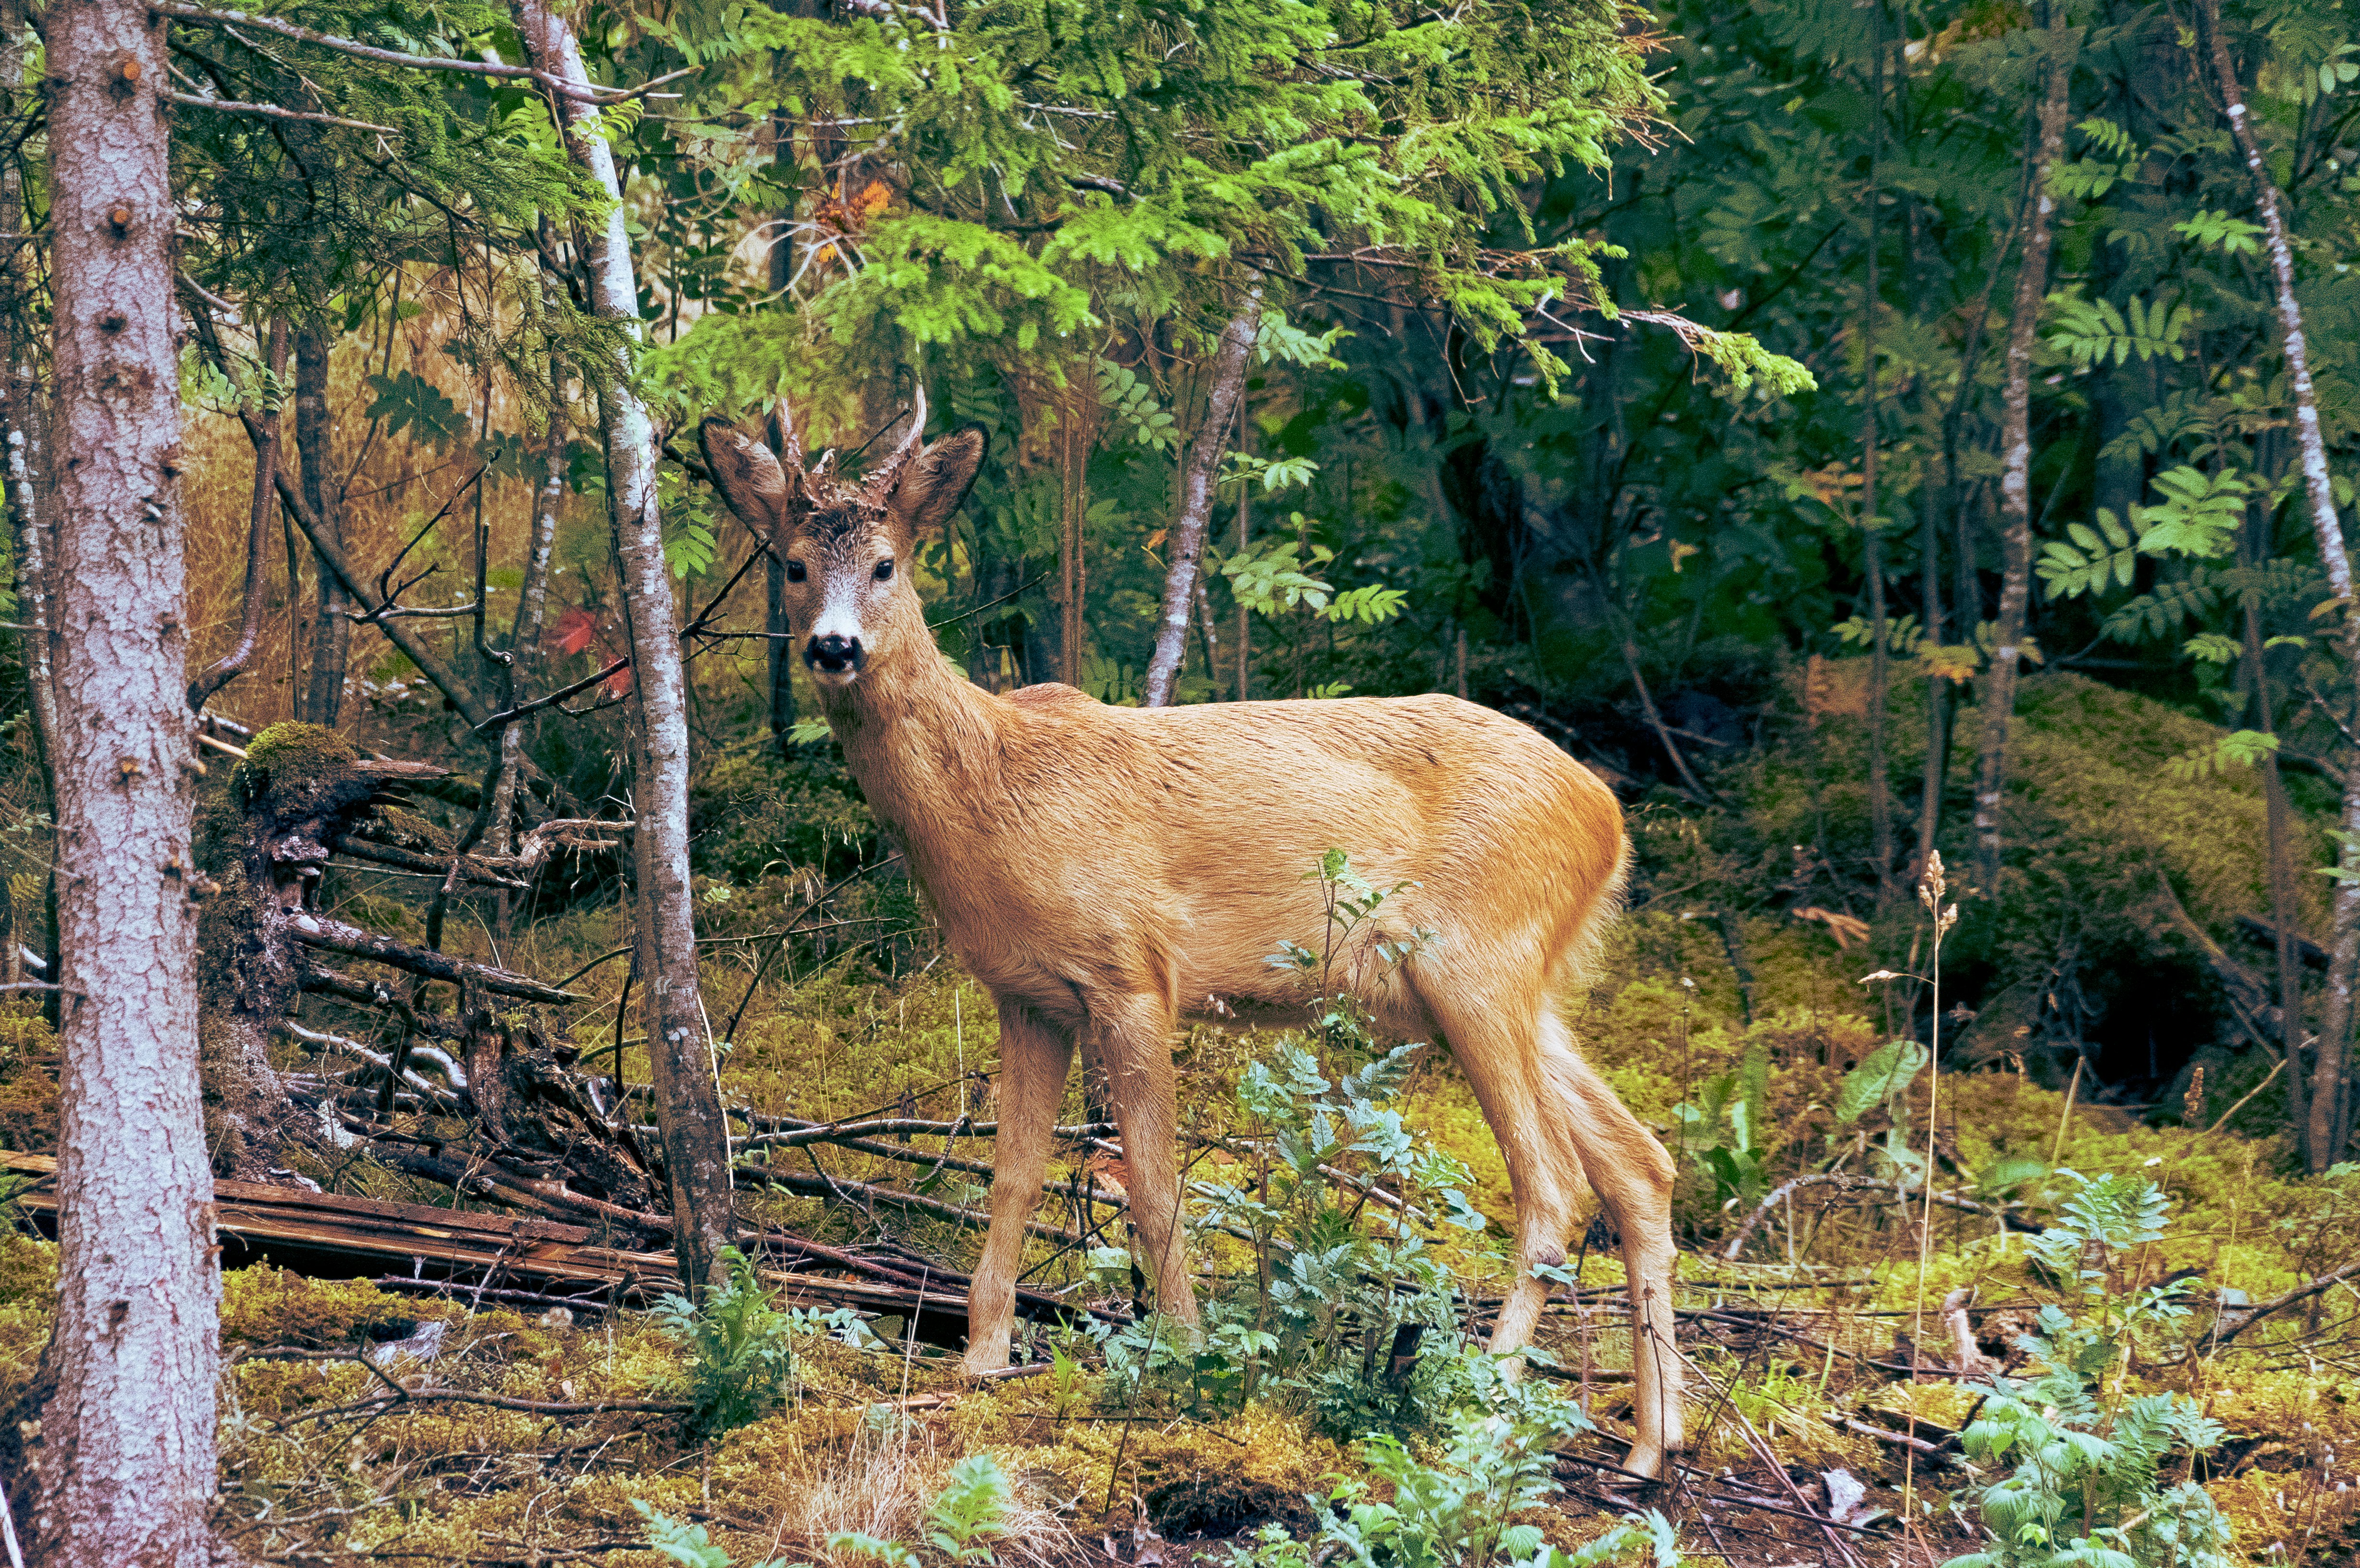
[873,558,895,582]
[785,560,807,583]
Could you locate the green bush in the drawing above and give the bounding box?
[1943,1172,2236,1568]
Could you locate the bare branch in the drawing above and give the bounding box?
[160,87,397,133]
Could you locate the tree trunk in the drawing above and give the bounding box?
[0,0,58,806]
[2201,0,2360,1167]
[1057,370,1092,686]
[1234,478,1250,699]
[189,314,288,714]
[1918,434,1948,876]
[515,0,736,1289]
[296,320,353,727]
[764,106,798,752]
[27,0,222,1557]
[1143,283,1261,708]
[1970,31,2073,898]
[488,364,568,879]
[1860,0,1894,901]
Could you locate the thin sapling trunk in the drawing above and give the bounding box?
[1144,283,1261,708]
[1971,27,2073,898]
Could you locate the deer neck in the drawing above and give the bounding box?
[815,594,1006,857]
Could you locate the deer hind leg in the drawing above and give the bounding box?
[1417,985,1585,1372]
[1091,992,1200,1331]
[1539,1012,1684,1479]
[963,997,1075,1375]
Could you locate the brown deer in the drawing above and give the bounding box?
[700,390,1684,1477]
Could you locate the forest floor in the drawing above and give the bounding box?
[2,898,2357,1568]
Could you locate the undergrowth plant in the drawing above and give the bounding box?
[1225,1356,1682,1568]
[654,1245,859,1438]
[1943,1173,2235,1568]
[828,1455,1017,1568]
[636,1455,1016,1568]
[1092,851,1494,1433]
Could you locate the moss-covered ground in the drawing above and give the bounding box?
[0,670,2353,1566]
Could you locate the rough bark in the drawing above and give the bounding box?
[295,320,353,726]
[1970,33,2073,898]
[27,0,222,1557]
[2202,0,2359,1167]
[515,0,735,1291]
[1143,284,1261,708]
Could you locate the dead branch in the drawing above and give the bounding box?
[1722,1173,2030,1261]
[152,2,691,102]
[286,911,583,1003]
[736,1163,1086,1246]
[160,88,398,133]
[2205,1255,2360,1352]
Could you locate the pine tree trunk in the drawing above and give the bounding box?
[28,0,222,1557]
[2201,0,2360,1167]
[296,320,353,727]
[1143,284,1261,708]
[1970,35,2072,898]
[515,0,736,1287]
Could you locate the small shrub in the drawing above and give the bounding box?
[655,1245,856,1439]
[1943,1172,2236,1568]
[1224,1354,1681,1568]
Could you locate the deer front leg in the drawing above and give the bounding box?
[1093,993,1200,1333]
[963,998,1075,1374]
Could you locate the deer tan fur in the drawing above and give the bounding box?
[700,394,1684,1477]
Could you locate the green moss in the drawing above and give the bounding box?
[219,1267,458,1349]
[0,1235,56,1305]
[235,721,360,816]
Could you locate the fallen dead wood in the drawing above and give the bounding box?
[1722,1172,2035,1261]
[0,1152,1115,1332]
[287,911,584,1004]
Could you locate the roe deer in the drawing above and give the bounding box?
[700,390,1684,1477]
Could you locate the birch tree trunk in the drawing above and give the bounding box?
[515,0,736,1288]
[488,368,569,864]
[26,0,222,1558]
[1970,31,2073,898]
[0,0,58,785]
[2201,0,2360,1168]
[1143,283,1261,708]
[295,320,353,726]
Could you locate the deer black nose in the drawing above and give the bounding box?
[807,634,863,674]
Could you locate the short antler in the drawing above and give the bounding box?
[867,383,929,492]
[765,398,807,472]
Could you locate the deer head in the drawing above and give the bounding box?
[700,387,987,686]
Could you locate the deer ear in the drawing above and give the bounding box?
[701,416,798,533]
[885,423,988,535]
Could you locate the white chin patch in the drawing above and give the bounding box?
[810,667,859,688]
